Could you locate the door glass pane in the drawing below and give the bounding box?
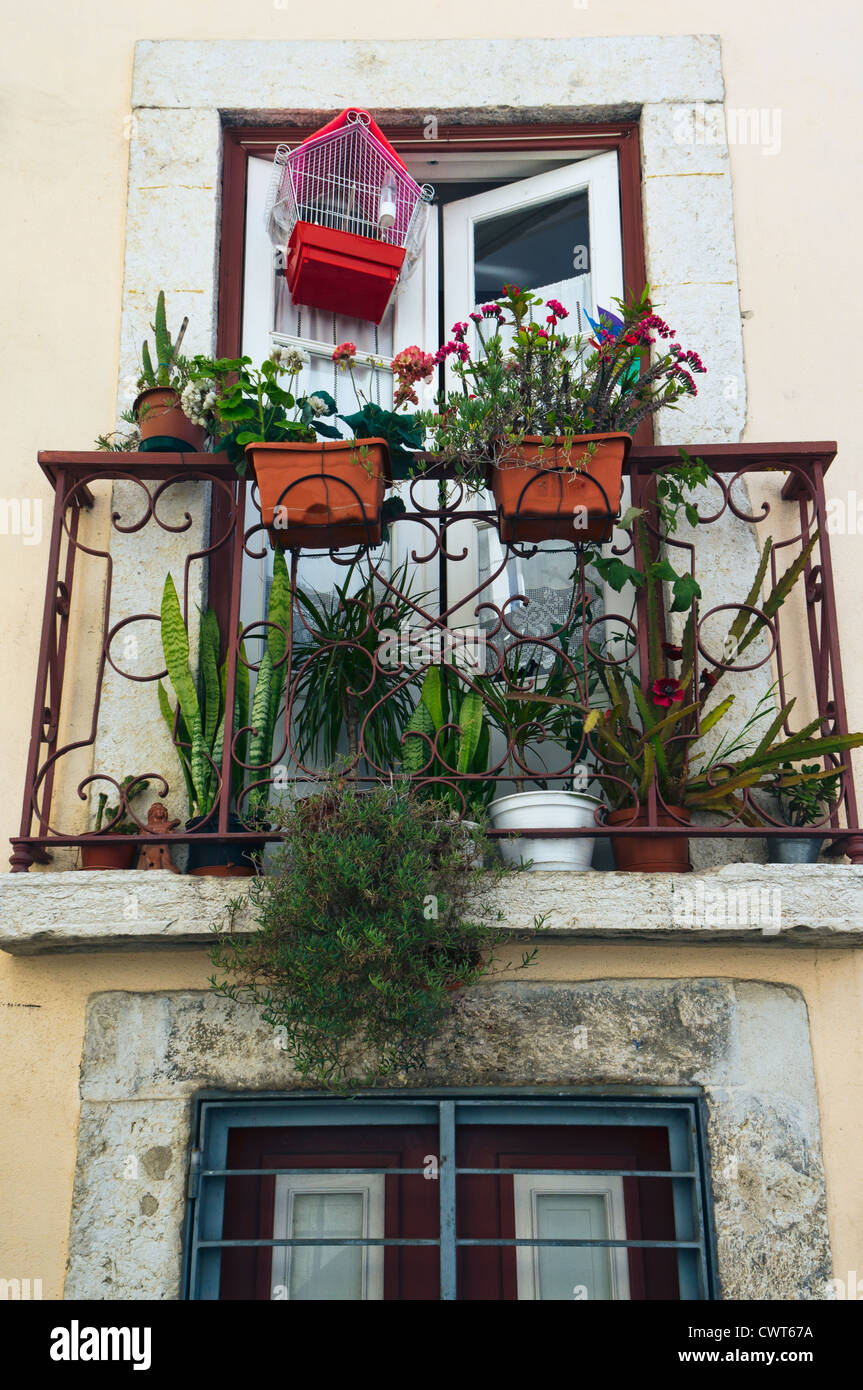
[289,1191,365,1300]
[534,1192,613,1301]
[473,189,590,303]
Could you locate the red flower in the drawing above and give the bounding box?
[700,670,718,691]
[662,643,683,660]
[332,341,357,367]
[651,677,684,708]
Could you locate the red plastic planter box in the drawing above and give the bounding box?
[286,222,406,324]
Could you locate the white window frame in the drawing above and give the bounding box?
[271,1171,386,1301]
[513,1172,631,1301]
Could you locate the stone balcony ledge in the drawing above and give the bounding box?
[1,863,861,955]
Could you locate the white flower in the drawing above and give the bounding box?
[308,395,328,418]
[271,345,310,373]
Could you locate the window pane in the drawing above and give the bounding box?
[534,1192,613,1301]
[473,190,590,301]
[289,1192,365,1301]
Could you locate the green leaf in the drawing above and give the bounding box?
[266,549,292,742]
[671,572,702,612]
[160,574,206,810]
[420,665,446,733]
[456,690,484,774]
[200,608,222,753]
[593,557,645,592]
[248,649,274,775]
[402,697,436,774]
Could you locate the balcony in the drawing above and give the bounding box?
[10,441,863,876]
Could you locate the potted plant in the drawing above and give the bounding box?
[401,663,495,825]
[79,776,150,869]
[476,607,603,870]
[288,559,425,779]
[132,292,209,451]
[194,341,430,549]
[763,762,842,862]
[582,515,863,870]
[159,572,256,875]
[209,779,537,1087]
[417,285,705,544]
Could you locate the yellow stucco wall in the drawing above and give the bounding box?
[1,1,860,1297]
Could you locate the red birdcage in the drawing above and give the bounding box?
[266,109,434,325]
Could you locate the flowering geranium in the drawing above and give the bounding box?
[391,345,436,409]
[180,378,218,429]
[332,342,358,369]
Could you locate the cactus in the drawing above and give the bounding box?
[138,291,188,391]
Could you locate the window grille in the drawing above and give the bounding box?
[185,1091,718,1301]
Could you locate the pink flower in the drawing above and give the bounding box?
[332,341,357,368]
[546,298,569,319]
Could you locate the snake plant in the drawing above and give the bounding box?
[402,664,493,817]
[158,575,249,820]
[246,550,292,814]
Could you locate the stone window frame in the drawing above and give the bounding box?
[65,980,832,1300]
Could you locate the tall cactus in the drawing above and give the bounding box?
[139,291,186,389]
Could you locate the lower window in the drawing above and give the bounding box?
[187,1095,716,1300]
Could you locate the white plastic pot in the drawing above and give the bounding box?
[488,790,602,870]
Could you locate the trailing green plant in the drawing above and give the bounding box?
[289,560,426,776]
[209,780,538,1086]
[401,664,494,817]
[158,575,249,820]
[91,776,150,833]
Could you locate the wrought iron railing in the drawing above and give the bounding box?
[11,442,863,870]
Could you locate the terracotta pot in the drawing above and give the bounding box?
[80,840,137,870]
[487,433,631,544]
[246,439,392,550]
[606,804,692,873]
[134,387,206,451]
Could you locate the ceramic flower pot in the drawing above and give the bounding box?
[487,433,631,544]
[488,789,602,870]
[606,805,692,873]
[767,836,823,864]
[80,840,138,870]
[246,438,392,550]
[133,387,205,451]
